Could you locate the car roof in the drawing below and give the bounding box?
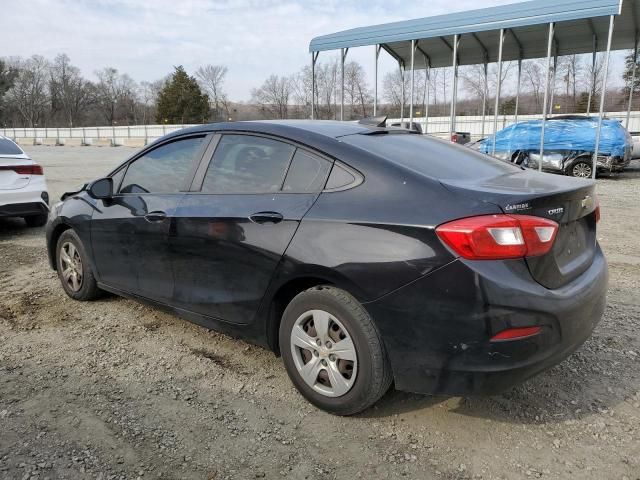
[161,120,389,141]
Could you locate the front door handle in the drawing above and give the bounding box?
[249,211,284,224]
[144,211,167,223]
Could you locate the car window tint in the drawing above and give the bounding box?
[119,136,204,194]
[0,138,23,155]
[202,135,295,193]
[282,150,331,192]
[326,164,357,189]
[341,133,520,180]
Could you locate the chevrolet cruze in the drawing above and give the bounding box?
[46,120,607,415]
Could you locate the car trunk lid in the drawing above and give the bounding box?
[0,157,34,190]
[441,170,597,289]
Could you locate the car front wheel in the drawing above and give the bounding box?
[279,286,392,415]
[56,229,101,301]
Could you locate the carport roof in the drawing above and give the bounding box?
[309,0,639,68]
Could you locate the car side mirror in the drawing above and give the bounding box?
[88,177,113,200]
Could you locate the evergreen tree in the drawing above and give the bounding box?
[156,66,209,124]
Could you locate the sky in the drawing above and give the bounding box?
[0,0,628,101]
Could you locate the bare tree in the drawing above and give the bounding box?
[290,65,312,119]
[49,54,95,127]
[195,65,228,121]
[383,68,409,115]
[95,67,138,125]
[251,74,291,119]
[581,54,607,110]
[315,58,339,119]
[344,61,372,119]
[461,62,513,113]
[523,59,545,111]
[5,55,50,127]
[558,55,581,111]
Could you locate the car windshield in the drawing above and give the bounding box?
[0,138,23,155]
[341,133,520,180]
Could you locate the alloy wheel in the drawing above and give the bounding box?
[572,162,592,178]
[289,309,358,397]
[60,242,83,292]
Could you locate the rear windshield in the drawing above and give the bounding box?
[0,138,23,155]
[341,133,520,180]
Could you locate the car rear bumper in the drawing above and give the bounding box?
[365,245,608,395]
[0,200,48,218]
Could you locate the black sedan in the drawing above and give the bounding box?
[46,120,608,415]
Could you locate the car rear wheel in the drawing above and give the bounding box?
[279,286,392,415]
[24,214,47,228]
[56,229,101,301]
[570,160,593,178]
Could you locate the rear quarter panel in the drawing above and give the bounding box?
[277,148,502,302]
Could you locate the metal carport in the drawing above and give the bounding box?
[309,0,640,179]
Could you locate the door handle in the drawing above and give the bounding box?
[249,211,284,224]
[144,211,167,222]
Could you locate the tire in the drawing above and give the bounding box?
[55,229,102,301]
[24,214,47,228]
[279,285,393,416]
[569,160,593,178]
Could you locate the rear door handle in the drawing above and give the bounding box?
[249,211,284,224]
[144,211,167,222]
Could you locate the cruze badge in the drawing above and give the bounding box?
[548,207,564,216]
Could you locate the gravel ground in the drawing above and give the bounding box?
[1,145,639,480]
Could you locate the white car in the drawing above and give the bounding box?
[0,136,49,227]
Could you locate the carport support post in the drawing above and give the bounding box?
[515,58,522,124]
[424,62,430,134]
[625,37,638,130]
[340,48,348,121]
[593,15,615,180]
[539,23,555,172]
[410,40,416,127]
[450,34,459,140]
[399,63,405,124]
[549,54,558,115]
[492,29,505,156]
[587,34,597,115]
[481,62,488,138]
[311,52,317,120]
[374,45,381,116]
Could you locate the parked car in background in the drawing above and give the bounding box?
[0,136,49,227]
[469,116,632,177]
[628,131,640,159]
[46,120,607,415]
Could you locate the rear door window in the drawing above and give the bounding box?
[341,133,520,180]
[0,138,24,155]
[119,136,205,194]
[201,135,295,193]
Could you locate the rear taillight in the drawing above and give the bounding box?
[451,133,458,143]
[0,165,43,175]
[435,214,559,260]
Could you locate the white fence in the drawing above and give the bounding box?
[389,111,640,139]
[0,124,194,144]
[2,111,640,144]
